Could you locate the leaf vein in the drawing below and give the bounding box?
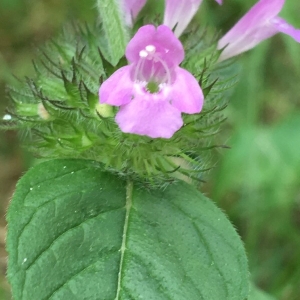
[48,250,118,300]
[170,201,230,298]
[22,167,91,205]
[132,207,205,299]
[24,206,123,271]
[127,250,174,300]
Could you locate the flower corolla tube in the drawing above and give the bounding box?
[99,25,204,139]
[163,0,223,37]
[121,0,223,33]
[121,0,147,27]
[218,0,300,61]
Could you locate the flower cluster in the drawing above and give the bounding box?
[100,0,300,139]
[1,19,226,186]
[2,0,299,186]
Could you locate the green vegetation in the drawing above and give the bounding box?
[0,0,299,299]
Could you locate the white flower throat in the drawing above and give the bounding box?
[134,44,172,94]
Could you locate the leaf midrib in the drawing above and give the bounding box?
[115,180,133,300]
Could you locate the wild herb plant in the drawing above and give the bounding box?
[1,0,299,299]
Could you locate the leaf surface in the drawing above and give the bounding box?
[96,0,128,65]
[7,159,249,300]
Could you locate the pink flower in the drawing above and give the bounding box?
[99,25,204,139]
[163,0,223,37]
[121,0,147,27]
[218,0,300,61]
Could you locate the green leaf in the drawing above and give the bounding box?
[96,0,128,65]
[7,159,249,300]
[248,284,276,300]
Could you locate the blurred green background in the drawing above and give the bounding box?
[0,0,299,299]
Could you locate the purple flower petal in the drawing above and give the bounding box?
[99,24,204,139]
[163,0,222,36]
[170,67,204,114]
[219,0,284,44]
[116,93,183,139]
[122,0,147,27]
[164,0,204,37]
[218,0,286,61]
[126,25,184,67]
[272,17,300,42]
[218,23,278,61]
[99,66,133,106]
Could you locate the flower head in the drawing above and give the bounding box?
[163,0,223,37]
[218,0,300,61]
[99,25,204,139]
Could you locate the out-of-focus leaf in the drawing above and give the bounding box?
[96,0,128,65]
[248,284,276,300]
